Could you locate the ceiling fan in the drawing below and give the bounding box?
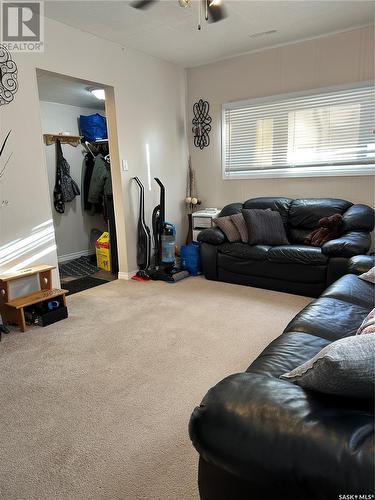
[130,0,227,28]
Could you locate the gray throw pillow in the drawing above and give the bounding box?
[357,308,375,335]
[231,213,248,243]
[213,216,240,242]
[242,209,289,246]
[359,266,375,284]
[280,334,375,399]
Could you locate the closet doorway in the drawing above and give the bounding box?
[36,69,120,295]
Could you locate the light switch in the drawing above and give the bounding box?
[122,159,129,172]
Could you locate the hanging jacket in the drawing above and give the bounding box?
[54,140,80,214]
[83,152,95,211]
[88,154,112,206]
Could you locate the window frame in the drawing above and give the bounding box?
[221,82,375,180]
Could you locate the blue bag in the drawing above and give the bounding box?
[79,113,108,143]
[180,242,201,276]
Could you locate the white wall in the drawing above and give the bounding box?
[0,17,188,282]
[39,101,106,260]
[187,26,375,210]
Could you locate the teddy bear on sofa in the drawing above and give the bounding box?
[304,213,343,247]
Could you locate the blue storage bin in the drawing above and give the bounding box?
[180,242,201,276]
[79,113,108,143]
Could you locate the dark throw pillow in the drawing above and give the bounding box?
[213,216,241,242]
[280,334,375,399]
[242,209,289,246]
[231,213,248,243]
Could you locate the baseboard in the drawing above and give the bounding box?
[58,250,95,264]
[118,271,137,280]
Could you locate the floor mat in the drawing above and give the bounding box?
[63,276,109,295]
[59,256,98,278]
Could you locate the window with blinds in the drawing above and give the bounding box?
[222,84,375,179]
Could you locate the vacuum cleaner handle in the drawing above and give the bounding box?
[133,177,146,218]
[154,178,165,225]
[133,176,144,192]
[133,177,151,271]
[154,177,164,189]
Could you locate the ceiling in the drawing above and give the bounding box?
[37,69,106,109]
[45,0,374,67]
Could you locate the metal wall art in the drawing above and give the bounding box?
[192,99,211,150]
[0,130,12,179]
[0,45,18,106]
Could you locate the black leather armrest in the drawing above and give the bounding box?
[321,231,371,258]
[348,255,375,275]
[200,243,219,280]
[197,227,225,245]
[189,373,373,491]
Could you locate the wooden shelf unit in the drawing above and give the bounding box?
[0,265,68,332]
[43,134,82,147]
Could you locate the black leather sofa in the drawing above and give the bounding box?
[189,255,375,500]
[198,197,374,297]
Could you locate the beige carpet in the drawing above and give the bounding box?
[0,277,310,500]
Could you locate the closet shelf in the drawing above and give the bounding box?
[43,134,83,147]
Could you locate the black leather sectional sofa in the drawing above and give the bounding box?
[189,255,375,500]
[198,197,374,297]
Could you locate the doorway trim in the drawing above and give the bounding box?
[34,68,128,280]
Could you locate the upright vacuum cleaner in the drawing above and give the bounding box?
[149,178,189,283]
[133,176,188,283]
[133,177,151,280]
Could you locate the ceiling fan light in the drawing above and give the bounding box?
[89,88,106,100]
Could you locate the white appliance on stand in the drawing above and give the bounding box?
[192,208,221,241]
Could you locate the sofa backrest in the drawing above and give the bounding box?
[219,197,375,244]
[288,198,352,243]
[243,197,292,224]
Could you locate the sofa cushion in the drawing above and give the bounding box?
[247,332,330,378]
[284,297,370,341]
[288,198,352,229]
[323,274,374,310]
[267,245,328,265]
[243,197,292,224]
[280,334,375,399]
[219,242,269,261]
[287,228,312,244]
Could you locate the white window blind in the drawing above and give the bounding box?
[222,84,375,179]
